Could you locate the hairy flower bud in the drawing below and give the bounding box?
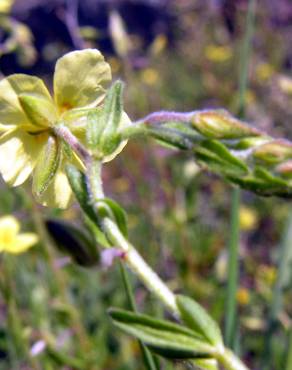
[253,140,292,165]
[275,160,292,178]
[191,110,261,139]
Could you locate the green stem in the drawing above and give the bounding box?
[119,262,159,370]
[104,217,178,313]
[225,187,241,348]
[87,159,158,370]
[83,158,250,370]
[217,349,249,370]
[285,328,292,370]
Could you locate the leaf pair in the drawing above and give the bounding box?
[109,295,223,363]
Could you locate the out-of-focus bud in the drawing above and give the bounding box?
[253,140,292,165]
[275,160,292,178]
[109,10,131,59]
[18,93,58,130]
[32,136,61,197]
[150,34,167,56]
[191,110,261,139]
[46,219,99,267]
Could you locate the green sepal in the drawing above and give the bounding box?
[87,80,124,157]
[147,126,192,150]
[18,93,57,129]
[32,135,61,197]
[46,219,99,267]
[176,295,223,347]
[86,108,104,153]
[194,139,248,176]
[95,198,128,237]
[66,164,98,223]
[108,308,215,360]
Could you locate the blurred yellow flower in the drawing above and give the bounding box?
[256,63,274,82]
[141,68,159,86]
[0,215,38,254]
[257,265,277,286]
[278,75,292,95]
[245,89,256,104]
[236,287,250,306]
[239,206,258,231]
[204,45,232,63]
[0,0,13,14]
[0,49,129,208]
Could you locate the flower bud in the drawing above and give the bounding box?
[109,11,131,58]
[191,110,261,139]
[275,160,292,178]
[46,219,99,267]
[253,140,292,165]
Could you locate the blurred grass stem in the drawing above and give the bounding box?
[224,0,256,350]
[262,210,292,368]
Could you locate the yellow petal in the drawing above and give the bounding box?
[0,129,47,186]
[0,0,13,14]
[54,49,112,112]
[0,216,20,235]
[5,233,38,254]
[36,162,72,209]
[0,74,53,131]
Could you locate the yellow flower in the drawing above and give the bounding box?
[204,45,232,63]
[236,287,250,306]
[0,49,130,208]
[256,63,274,82]
[141,68,159,86]
[0,215,38,254]
[239,206,258,231]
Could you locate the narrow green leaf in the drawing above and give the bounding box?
[194,140,248,176]
[147,126,192,150]
[66,164,98,222]
[176,295,223,347]
[96,198,128,237]
[46,219,99,267]
[109,308,214,360]
[84,216,111,248]
[32,135,61,197]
